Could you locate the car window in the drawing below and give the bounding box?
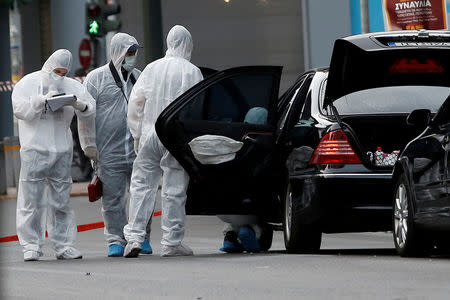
[318,79,332,115]
[276,76,312,136]
[299,92,312,120]
[277,74,309,112]
[323,86,450,115]
[434,96,450,126]
[178,73,277,124]
[278,88,300,132]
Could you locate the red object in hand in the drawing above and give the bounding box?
[88,174,103,202]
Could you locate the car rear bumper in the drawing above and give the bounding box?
[312,173,392,180]
[290,172,394,233]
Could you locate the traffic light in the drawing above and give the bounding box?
[86,0,121,37]
[86,3,101,36]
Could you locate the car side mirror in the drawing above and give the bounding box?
[406,109,431,127]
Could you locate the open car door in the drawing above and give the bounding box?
[199,66,218,78]
[156,66,282,215]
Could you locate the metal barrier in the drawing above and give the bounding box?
[10,136,20,188]
[0,141,6,195]
[0,77,85,93]
[3,136,21,189]
[0,81,15,92]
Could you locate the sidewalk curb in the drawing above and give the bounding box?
[0,195,17,201]
[0,191,89,201]
[70,192,89,197]
[0,183,89,201]
[0,211,162,243]
[1,183,162,200]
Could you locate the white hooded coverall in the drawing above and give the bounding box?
[84,33,151,247]
[12,49,95,255]
[123,25,203,246]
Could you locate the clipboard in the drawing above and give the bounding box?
[46,94,77,112]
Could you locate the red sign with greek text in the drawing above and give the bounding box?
[383,0,448,30]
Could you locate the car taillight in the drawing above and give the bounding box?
[309,129,361,164]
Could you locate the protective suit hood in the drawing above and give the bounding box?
[42,49,72,74]
[165,25,193,61]
[110,32,139,71]
[41,49,72,89]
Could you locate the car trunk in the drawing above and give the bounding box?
[324,35,450,107]
[341,114,425,169]
[323,32,450,169]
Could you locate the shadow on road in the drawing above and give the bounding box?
[266,248,450,259]
[264,248,395,256]
[318,248,396,256]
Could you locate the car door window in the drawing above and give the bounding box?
[318,79,333,116]
[299,92,312,121]
[277,88,301,132]
[276,75,313,137]
[179,73,277,125]
[277,74,310,113]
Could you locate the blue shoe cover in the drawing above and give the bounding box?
[238,226,261,253]
[141,240,153,254]
[220,240,243,253]
[108,244,124,257]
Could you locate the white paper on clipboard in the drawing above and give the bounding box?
[46,94,77,112]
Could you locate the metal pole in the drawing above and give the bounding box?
[0,6,13,140]
[0,141,6,194]
[301,0,310,71]
[91,37,100,68]
[143,0,163,62]
[38,0,52,63]
[20,0,43,75]
[360,0,370,33]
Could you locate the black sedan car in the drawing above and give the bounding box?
[392,95,450,257]
[155,30,450,253]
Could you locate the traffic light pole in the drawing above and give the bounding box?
[91,37,100,68]
[0,6,13,140]
[143,0,163,62]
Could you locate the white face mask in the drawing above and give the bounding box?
[122,56,137,71]
[50,71,64,81]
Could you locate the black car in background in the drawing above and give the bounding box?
[156,30,450,253]
[392,96,450,257]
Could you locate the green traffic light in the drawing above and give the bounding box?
[89,20,100,35]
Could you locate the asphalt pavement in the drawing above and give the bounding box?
[1,194,450,299]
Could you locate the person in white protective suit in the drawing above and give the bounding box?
[123,25,203,257]
[84,33,152,257]
[12,49,95,261]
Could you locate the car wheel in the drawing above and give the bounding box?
[283,180,322,254]
[393,174,429,257]
[258,223,273,251]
